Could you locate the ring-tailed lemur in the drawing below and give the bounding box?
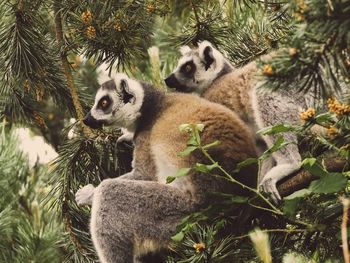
[75,74,258,263]
[165,41,312,202]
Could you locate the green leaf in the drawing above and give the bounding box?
[284,189,312,200]
[301,158,317,167]
[234,158,258,172]
[209,192,249,203]
[261,135,292,159]
[202,140,221,149]
[171,231,184,242]
[257,124,294,135]
[309,173,347,194]
[179,123,191,132]
[283,198,300,217]
[166,168,191,184]
[194,162,219,173]
[195,123,205,132]
[166,176,176,184]
[175,167,192,177]
[178,146,197,157]
[314,112,333,124]
[230,196,249,203]
[269,136,286,151]
[302,158,328,177]
[187,136,198,146]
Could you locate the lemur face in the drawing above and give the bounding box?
[83,74,144,130]
[165,41,225,94]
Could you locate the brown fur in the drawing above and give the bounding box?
[203,62,257,126]
[135,92,258,201]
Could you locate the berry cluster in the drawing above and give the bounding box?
[193,243,206,253]
[114,22,122,32]
[82,10,93,24]
[300,107,316,121]
[86,26,96,39]
[327,125,338,138]
[263,64,273,76]
[146,4,155,13]
[327,98,350,117]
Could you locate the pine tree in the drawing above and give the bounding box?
[0,124,64,262]
[0,0,349,262]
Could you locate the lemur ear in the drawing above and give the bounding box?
[119,78,135,104]
[179,45,192,56]
[198,41,215,70]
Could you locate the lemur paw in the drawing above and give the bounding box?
[75,184,95,206]
[117,133,133,143]
[259,178,281,204]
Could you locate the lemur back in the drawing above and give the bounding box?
[202,62,258,129]
[149,93,258,197]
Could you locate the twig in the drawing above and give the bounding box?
[53,2,93,138]
[342,198,350,263]
[189,0,200,28]
[189,0,201,44]
[199,144,284,216]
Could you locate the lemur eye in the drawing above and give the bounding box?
[101,99,108,108]
[98,96,111,110]
[185,64,192,72]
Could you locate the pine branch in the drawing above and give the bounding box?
[53,2,92,138]
[49,131,133,261]
[260,0,350,98]
[189,0,201,45]
[0,1,75,127]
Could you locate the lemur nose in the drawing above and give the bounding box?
[164,74,176,88]
[83,111,103,129]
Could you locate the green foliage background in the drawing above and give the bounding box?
[0,0,349,262]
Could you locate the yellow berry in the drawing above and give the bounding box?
[82,10,93,24]
[289,48,298,57]
[114,22,122,32]
[328,97,350,117]
[193,243,205,253]
[300,108,316,121]
[23,79,30,91]
[263,64,273,76]
[327,125,338,138]
[293,12,305,21]
[86,26,96,39]
[146,4,155,13]
[48,113,54,120]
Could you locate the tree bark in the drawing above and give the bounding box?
[278,157,348,197]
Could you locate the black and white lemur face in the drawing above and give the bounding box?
[165,40,232,94]
[83,73,144,130]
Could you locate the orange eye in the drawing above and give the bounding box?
[185,64,192,72]
[101,99,108,108]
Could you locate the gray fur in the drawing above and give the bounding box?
[252,88,307,200]
[101,79,117,90]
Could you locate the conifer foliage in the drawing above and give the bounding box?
[0,0,349,262]
[0,125,64,262]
